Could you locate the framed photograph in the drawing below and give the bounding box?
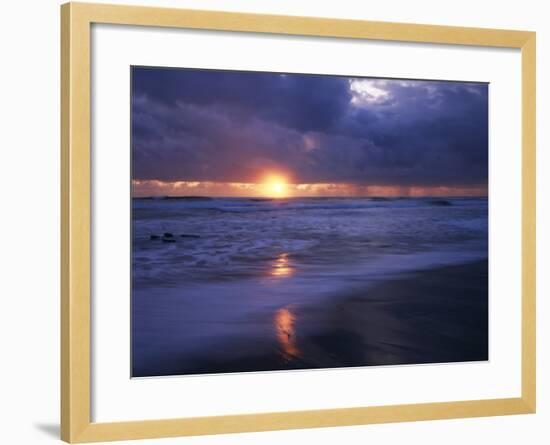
[61,2,536,442]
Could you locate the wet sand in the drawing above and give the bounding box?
[134,259,488,377]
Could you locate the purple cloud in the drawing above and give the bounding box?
[132,67,488,188]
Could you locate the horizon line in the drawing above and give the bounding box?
[132,194,488,199]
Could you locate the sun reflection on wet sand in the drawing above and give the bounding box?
[270,252,294,277]
[275,307,301,361]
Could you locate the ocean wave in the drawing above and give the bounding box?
[133,197,486,215]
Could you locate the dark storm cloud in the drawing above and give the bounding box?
[132,68,350,133]
[131,67,488,187]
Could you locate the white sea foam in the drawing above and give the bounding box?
[132,197,487,287]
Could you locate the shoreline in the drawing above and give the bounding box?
[133,259,488,377]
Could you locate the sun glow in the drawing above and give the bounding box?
[262,174,289,198]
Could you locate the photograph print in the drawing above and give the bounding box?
[131,66,488,378]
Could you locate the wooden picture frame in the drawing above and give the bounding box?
[61,2,536,442]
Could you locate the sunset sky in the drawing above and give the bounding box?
[131,67,488,198]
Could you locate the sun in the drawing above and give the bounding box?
[262,174,289,198]
[273,182,284,194]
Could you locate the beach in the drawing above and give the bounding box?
[132,197,488,377]
[133,259,487,376]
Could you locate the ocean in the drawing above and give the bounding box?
[131,197,488,377]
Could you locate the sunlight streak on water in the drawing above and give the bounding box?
[270,252,294,278]
[275,307,301,361]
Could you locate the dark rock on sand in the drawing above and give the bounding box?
[162,233,176,243]
[149,234,160,240]
[430,199,452,206]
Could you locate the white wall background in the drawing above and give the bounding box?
[0,0,547,444]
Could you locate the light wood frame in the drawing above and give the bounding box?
[61,2,536,442]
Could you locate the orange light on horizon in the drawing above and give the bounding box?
[261,174,290,198]
[132,179,488,198]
